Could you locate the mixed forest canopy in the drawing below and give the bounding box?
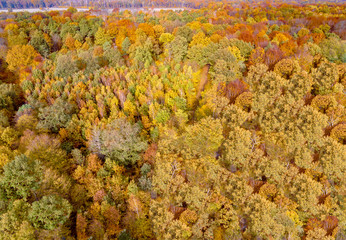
[0,1,345,240]
[0,0,345,9]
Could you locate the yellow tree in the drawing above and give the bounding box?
[6,45,38,72]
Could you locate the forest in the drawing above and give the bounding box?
[0,0,344,10]
[3,0,220,10]
[0,1,345,239]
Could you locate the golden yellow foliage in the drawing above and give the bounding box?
[6,45,38,71]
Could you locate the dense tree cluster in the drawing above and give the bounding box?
[2,0,223,10]
[0,1,345,239]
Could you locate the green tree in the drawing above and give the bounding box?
[212,58,243,83]
[167,36,188,62]
[54,54,78,78]
[0,200,35,240]
[0,83,22,113]
[29,30,50,57]
[95,27,111,46]
[78,50,100,75]
[7,31,28,47]
[0,110,9,127]
[89,118,147,166]
[78,18,91,38]
[229,39,254,61]
[175,26,193,42]
[0,154,42,200]
[121,37,131,54]
[187,43,219,67]
[210,47,244,83]
[319,36,346,63]
[37,98,76,133]
[104,47,124,67]
[183,116,224,157]
[60,22,78,40]
[130,38,155,69]
[28,195,72,230]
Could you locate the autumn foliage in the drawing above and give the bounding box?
[0,1,345,240]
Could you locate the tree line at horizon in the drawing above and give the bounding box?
[1,0,344,10]
[0,1,345,240]
[2,0,215,10]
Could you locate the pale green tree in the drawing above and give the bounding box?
[28,195,72,230]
